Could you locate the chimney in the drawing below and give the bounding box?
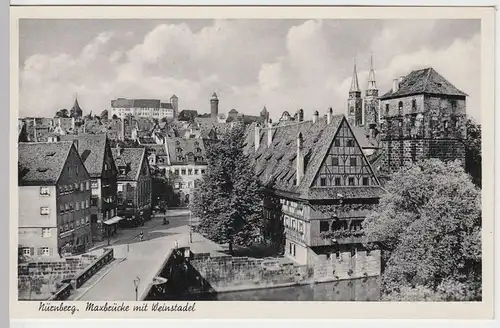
[313,110,319,124]
[327,107,333,124]
[71,117,75,130]
[73,139,79,151]
[33,118,37,142]
[296,132,304,186]
[392,79,399,93]
[254,125,261,151]
[399,76,405,86]
[267,119,273,147]
[298,109,304,122]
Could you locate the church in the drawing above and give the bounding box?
[243,57,468,265]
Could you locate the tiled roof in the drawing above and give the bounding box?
[144,144,167,156]
[133,99,161,108]
[112,147,147,181]
[380,67,467,99]
[18,141,74,185]
[244,115,383,201]
[161,102,173,109]
[351,127,380,149]
[165,137,207,165]
[111,98,134,108]
[60,134,109,178]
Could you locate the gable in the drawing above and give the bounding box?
[311,119,380,188]
[137,153,151,180]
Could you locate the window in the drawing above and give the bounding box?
[86,200,89,208]
[40,247,50,256]
[320,220,329,232]
[76,202,80,210]
[80,182,85,191]
[331,157,339,166]
[117,184,123,192]
[293,244,296,257]
[104,164,109,171]
[451,100,457,112]
[174,169,179,175]
[350,157,357,166]
[69,202,74,211]
[335,177,341,186]
[174,182,180,189]
[334,139,340,147]
[181,169,186,175]
[76,220,80,227]
[40,187,50,196]
[85,216,90,224]
[348,177,355,186]
[188,169,193,175]
[412,99,417,110]
[67,167,72,175]
[289,243,292,255]
[22,248,31,256]
[75,166,79,176]
[201,169,206,174]
[320,177,327,186]
[398,101,403,115]
[194,169,199,175]
[385,104,389,115]
[188,182,193,188]
[346,139,354,147]
[40,207,50,215]
[86,181,90,190]
[362,177,369,186]
[91,180,98,189]
[41,228,51,238]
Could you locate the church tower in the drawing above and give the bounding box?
[347,61,363,127]
[364,53,379,131]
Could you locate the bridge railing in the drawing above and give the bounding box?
[48,248,114,301]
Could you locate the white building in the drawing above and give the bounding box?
[110,95,178,120]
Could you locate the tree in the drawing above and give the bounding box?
[112,114,118,119]
[55,109,69,118]
[190,125,263,254]
[100,110,109,120]
[464,117,481,188]
[362,159,481,301]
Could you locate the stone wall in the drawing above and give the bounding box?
[18,252,101,300]
[189,249,381,296]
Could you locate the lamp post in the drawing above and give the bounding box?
[189,211,193,243]
[133,276,140,301]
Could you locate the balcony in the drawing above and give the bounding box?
[311,229,364,246]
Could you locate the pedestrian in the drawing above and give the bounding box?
[139,231,144,242]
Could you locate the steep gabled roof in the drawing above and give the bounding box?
[18,141,74,185]
[60,134,109,178]
[380,67,467,99]
[165,137,207,165]
[112,148,147,181]
[244,115,383,201]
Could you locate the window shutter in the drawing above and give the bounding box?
[37,248,42,256]
[30,247,34,256]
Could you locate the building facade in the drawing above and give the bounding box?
[112,147,152,226]
[110,96,178,120]
[164,138,208,206]
[18,142,92,258]
[60,135,120,242]
[244,112,383,266]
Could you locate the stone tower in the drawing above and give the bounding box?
[364,54,379,132]
[71,94,83,118]
[347,61,363,127]
[170,94,178,117]
[378,67,467,177]
[210,92,219,119]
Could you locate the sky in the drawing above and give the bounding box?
[19,19,481,122]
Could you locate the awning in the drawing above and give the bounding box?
[103,216,125,225]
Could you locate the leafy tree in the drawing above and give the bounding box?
[100,109,109,120]
[55,109,69,118]
[190,125,263,254]
[464,117,481,188]
[362,159,481,301]
[112,114,118,119]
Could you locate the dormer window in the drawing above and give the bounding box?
[385,104,389,116]
[176,147,182,153]
[195,147,201,153]
[451,100,457,112]
[411,99,417,111]
[398,101,403,115]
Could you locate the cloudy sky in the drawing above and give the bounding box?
[19,19,481,122]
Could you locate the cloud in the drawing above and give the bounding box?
[19,19,481,124]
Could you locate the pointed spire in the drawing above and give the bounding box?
[367,52,377,90]
[350,59,360,93]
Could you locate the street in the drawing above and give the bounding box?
[91,209,194,250]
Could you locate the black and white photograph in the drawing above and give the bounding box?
[11,5,493,317]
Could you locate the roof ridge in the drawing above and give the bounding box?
[55,141,75,185]
[422,67,433,92]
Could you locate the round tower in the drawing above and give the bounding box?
[210,92,219,119]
